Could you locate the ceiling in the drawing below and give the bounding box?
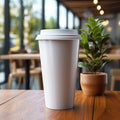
[60,0,120,19]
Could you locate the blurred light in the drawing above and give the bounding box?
[107,26,112,32]
[97,5,101,10]
[102,20,109,26]
[118,20,120,26]
[100,10,104,15]
[93,0,98,4]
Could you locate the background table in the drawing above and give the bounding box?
[0,54,40,89]
[79,53,120,60]
[1,53,120,89]
[0,90,120,120]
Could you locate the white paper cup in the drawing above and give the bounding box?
[36,29,80,110]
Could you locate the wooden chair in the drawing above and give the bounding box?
[7,50,43,89]
[29,50,43,89]
[108,46,120,90]
[110,69,120,90]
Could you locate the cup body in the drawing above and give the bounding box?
[36,29,79,109]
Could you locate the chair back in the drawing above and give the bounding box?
[30,50,41,68]
[9,49,27,72]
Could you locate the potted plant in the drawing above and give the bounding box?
[78,17,110,96]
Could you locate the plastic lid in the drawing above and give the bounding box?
[36,29,80,40]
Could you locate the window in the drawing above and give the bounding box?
[24,0,42,51]
[59,4,66,29]
[45,0,57,29]
[10,0,42,51]
[10,0,20,51]
[0,0,4,53]
[75,16,79,29]
[0,0,4,74]
[68,11,73,29]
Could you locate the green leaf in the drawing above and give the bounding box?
[85,23,92,30]
[80,29,87,34]
[78,62,87,68]
[81,33,88,42]
[102,34,110,42]
[88,17,96,29]
[93,27,101,38]
[101,60,111,69]
[80,33,89,49]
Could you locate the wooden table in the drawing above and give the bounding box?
[0,90,119,120]
[1,53,120,60]
[0,54,40,60]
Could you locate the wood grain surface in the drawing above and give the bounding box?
[0,90,120,120]
[1,53,120,61]
[0,90,25,106]
[0,90,93,120]
[0,54,40,60]
[93,91,120,120]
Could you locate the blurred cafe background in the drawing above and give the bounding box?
[0,0,120,90]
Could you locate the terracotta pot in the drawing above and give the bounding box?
[80,72,107,96]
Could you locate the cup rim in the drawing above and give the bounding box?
[36,29,80,40]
